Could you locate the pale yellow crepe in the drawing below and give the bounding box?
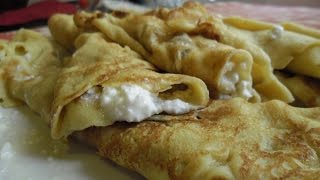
[74,11,260,102]
[75,98,320,179]
[223,16,320,79]
[73,2,293,103]
[93,16,259,101]
[48,14,82,51]
[276,71,320,107]
[0,3,320,180]
[51,33,209,139]
[0,39,17,107]
[0,30,64,115]
[281,22,320,40]
[1,30,209,139]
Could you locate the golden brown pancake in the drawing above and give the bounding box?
[72,2,294,103]
[224,16,320,79]
[276,71,320,107]
[1,2,320,179]
[75,98,320,179]
[1,30,210,139]
[48,14,82,51]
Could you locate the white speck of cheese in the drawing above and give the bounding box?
[270,25,284,40]
[99,84,197,122]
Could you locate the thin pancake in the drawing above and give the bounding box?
[73,2,293,103]
[75,98,320,179]
[48,14,82,51]
[1,30,209,139]
[0,29,64,122]
[276,71,320,107]
[224,16,320,79]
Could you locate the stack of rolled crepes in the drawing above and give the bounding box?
[65,2,320,106]
[0,29,209,139]
[1,2,320,179]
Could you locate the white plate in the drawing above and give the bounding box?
[0,106,143,180]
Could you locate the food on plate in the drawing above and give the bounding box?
[1,30,209,139]
[73,2,295,102]
[48,14,82,51]
[0,1,320,179]
[0,29,64,111]
[75,98,320,179]
[224,16,320,79]
[281,22,320,40]
[94,17,259,101]
[0,39,17,107]
[276,71,320,107]
[52,33,209,138]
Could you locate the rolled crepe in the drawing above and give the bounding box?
[144,2,293,102]
[51,33,209,138]
[276,71,320,107]
[48,14,82,51]
[74,10,260,102]
[0,39,17,107]
[2,30,209,139]
[0,30,64,112]
[73,2,294,102]
[223,16,320,79]
[281,22,320,39]
[75,98,320,179]
[0,30,65,123]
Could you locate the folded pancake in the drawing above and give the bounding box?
[276,71,320,107]
[0,30,64,114]
[145,2,293,102]
[74,10,259,102]
[73,2,294,102]
[1,30,209,139]
[281,22,320,39]
[10,31,208,139]
[75,98,320,179]
[223,16,320,79]
[164,2,293,102]
[0,39,17,107]
[48,14,82,51]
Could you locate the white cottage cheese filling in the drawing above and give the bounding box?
[99,84,197,122]
[219,61,254,100]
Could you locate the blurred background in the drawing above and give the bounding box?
[1,0,320,12]
[0,0,319,32]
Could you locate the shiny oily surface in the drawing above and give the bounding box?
[0,106,142,180]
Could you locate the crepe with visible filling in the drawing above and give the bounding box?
[75,98,320,179]
[73,9,260,102]
[72,2,294,103]
[1,30,209,139]
[0,29,65,113]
